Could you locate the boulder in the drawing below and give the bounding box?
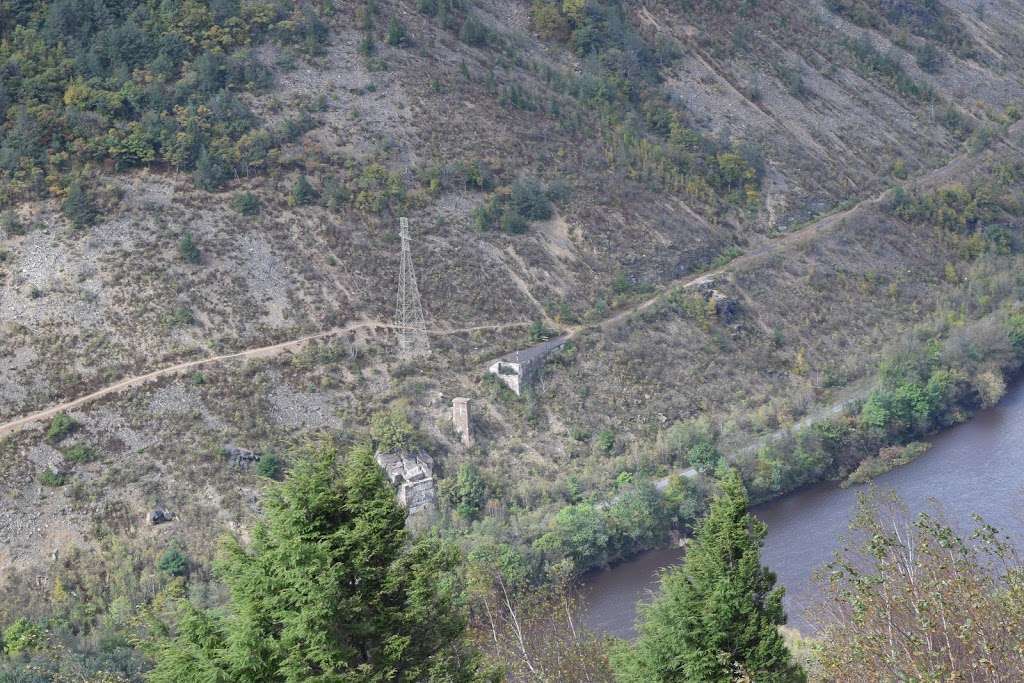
[148,508,173,525]
[223,444,261,468]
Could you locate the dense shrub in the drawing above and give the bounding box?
[847,34,933,101]
[157,546,189,576]
[0,0,331,200]
[445,463,488,519]
[62,179,97,229]
[46,412,78,444]
[178,233,201,264]
[533,481,672,573]
[370,408,417,452]
[826,0,974,58]
[289,175,317,206]
[64,444,98,464]
[2,618,43,656]
[842,442,929,486]
[509,178,552,220]
[230,192,260,215]
[386,17,408,46]
[595,428,616,455]
[459,15,489,47]
[256,453,284,479]
[474,177,553,233]
[193,148,231,192]
[39,470,67,487]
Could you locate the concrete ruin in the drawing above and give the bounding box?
[374,449,437,515]
[696,280,739,323]
[452,397,473,446]
[487,334,570,395]
[223,444,260,468]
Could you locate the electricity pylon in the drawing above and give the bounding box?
[395,217,430,359]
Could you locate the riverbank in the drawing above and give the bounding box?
[580,376,1024,637]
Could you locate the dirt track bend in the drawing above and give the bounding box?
[0,320,530,438]
[584,118,1024,338]
[4,122,1019,440]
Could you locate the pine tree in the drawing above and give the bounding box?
[62,178,97,229]
[147,440,493,683]
[612,469,804,683]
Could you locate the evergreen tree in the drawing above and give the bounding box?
[62,178,97,229]
[447,463,487,520]
[612,469,804,683]
[147,440,493,683]
[289,175,316,206]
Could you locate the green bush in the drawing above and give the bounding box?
[62,179,97,229]
[1,210,25,236]
[230,192,261,215]
[687,441,721,473]
[446,463,487,519]
[39,469,67,487]
[256,454,285,480]
[193,147,231,191]
[473,179,551,233]
[2,618,43,656]
[595,428,616,455]
[509,178,552,220]
[386,17,408,46]
[289,175,317,206]
[157,546,189,577]
[322,175,352,211]
[46,412,78,444]
[459,15,489,47]
[499,206,529,234]
[842,442,930,487]
[64,444,98,464]
[371,408,417,452]
[168,307,195,327]
[178,233,201,264]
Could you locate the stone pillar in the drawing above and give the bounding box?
[452,397,473,446]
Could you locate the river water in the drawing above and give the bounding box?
[580,379,1024,638]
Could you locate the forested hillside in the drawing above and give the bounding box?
[3,0,1024,679]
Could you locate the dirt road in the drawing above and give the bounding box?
[0,320,529,438]
[5,121,1018,440]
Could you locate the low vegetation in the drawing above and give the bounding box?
[817,491,1024,678]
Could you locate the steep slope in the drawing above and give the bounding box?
[2,0,1024,675]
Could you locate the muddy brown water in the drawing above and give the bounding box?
[580,380,1024,638]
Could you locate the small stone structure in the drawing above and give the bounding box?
[696,281,739,323]
[452,397,473,446]
[487,334,570,396]
[148,508,174,525]
[375,449,437,515]
[223,445,260,468]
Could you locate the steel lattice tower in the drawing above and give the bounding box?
[395,217,430,358]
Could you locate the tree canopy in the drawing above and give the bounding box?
[816,491,1024,679]
[146,440,494,683]
[612,469,804,682]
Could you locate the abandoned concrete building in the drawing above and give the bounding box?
[375,449,437,515]
[487,334,570,395]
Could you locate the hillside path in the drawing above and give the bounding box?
[0,320,528,438]
[4,120,1021,440]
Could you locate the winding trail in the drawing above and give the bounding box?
[4,120,1020,441]
[0,320,530,439]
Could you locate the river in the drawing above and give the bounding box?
[580,379,1024,638]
